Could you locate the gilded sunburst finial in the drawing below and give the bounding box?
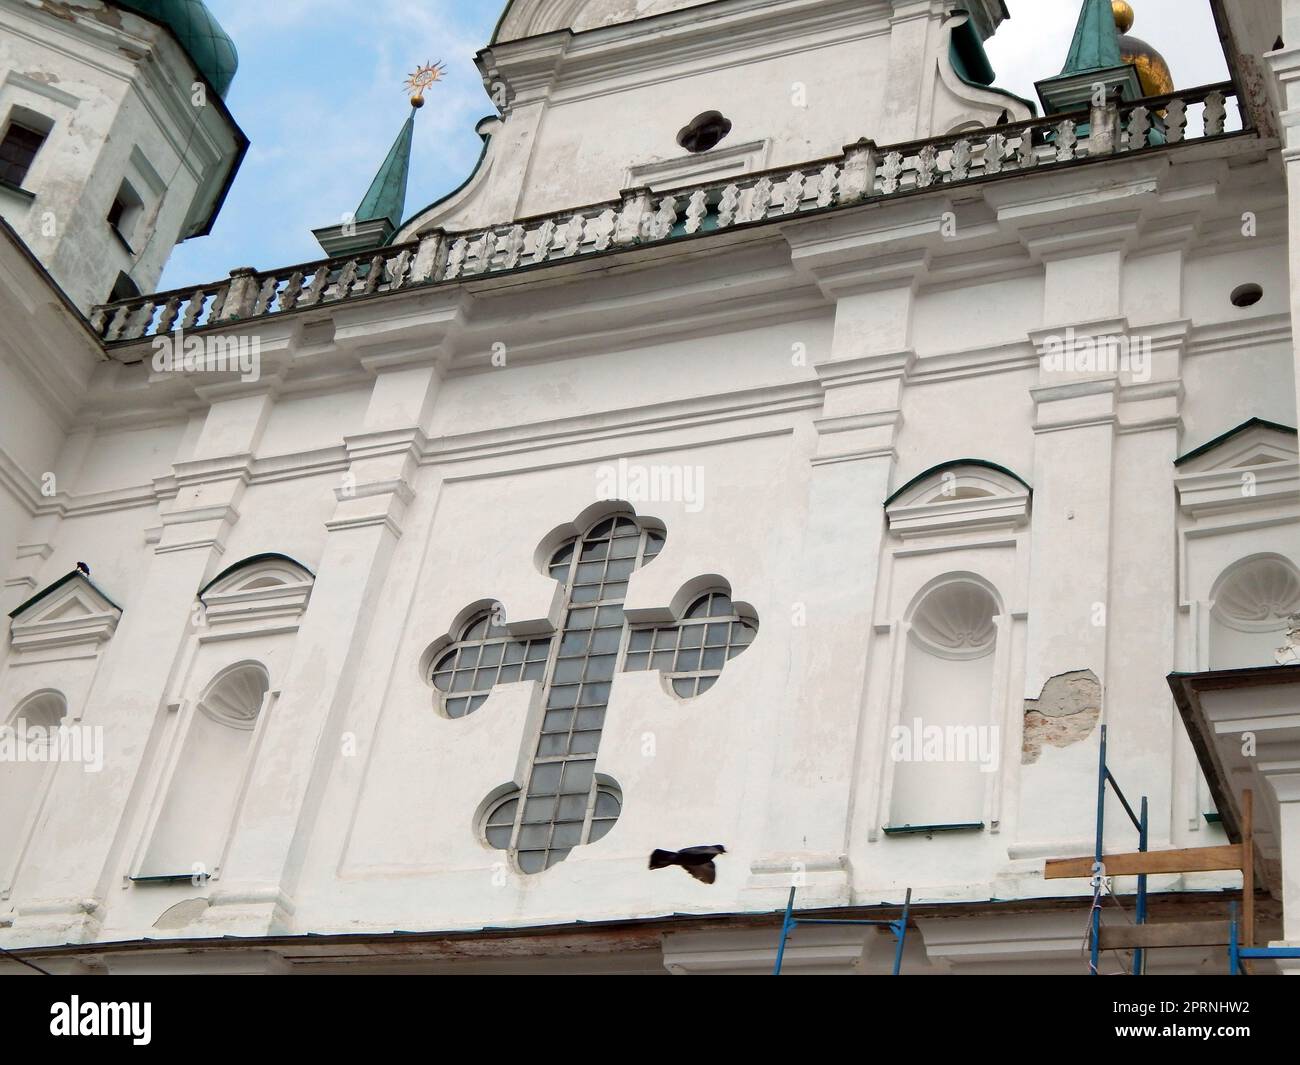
[405,61,446,108]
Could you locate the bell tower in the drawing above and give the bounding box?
[0,0,246,312]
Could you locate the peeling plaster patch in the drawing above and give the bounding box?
[1022,670,1101,764]
[153,898,210,929]
[39,0,124,30]
[22,71,62,86]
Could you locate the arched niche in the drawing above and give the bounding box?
[138,663,270,880]
[888,576,1002,831]
[1209,555,1300,670]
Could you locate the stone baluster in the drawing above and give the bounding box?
[533,219,558,263]
[984,132,1008,175]
[502,225,527,269]
[685,189,709,233]
[180,289,207,329]
[591,209,617,251]
[816,163,840,208]
[208,284,228,321]
[445,236,469,279]
[333,258,360,298]
[387,250,413,291]
[647,196,678,241]
[948,139,973,181]
[879,150,904,194]
[254,275,279,315]
[1054,119,1078,161]
[280,271,306,309]
[915,144,938,187]
[782,170,806,214]
[563,213,586,256]
[1016,127,1039,168]
[1165,97,1188,143]
[746,176,774,222]
[363,254,386,294]
[301,267,330,307]
[717,184,741,228]
[88,306,109,336]
[1203,90,1227,136]
[104,304,132,342]
[466,233,494,275]
[156,294,182,335]
[1127,106,1152,150]
[123,299,156,340]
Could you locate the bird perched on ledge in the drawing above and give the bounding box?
[649,845,727,884]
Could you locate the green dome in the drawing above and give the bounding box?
[114,1,239,97]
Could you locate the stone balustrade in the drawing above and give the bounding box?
[91,82,1243,345]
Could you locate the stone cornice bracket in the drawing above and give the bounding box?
[1030,378,1120,435]
[153,454,255,556]
[327,430,426,539]
[786,202,939,301]
[476,32,571,107]
[332,290,472,365]
[811,350,915,465]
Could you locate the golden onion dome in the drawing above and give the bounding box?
[1113,1,1174,97]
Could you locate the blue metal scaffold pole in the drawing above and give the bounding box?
[773,886,912,975]
[1089,724,1150,975]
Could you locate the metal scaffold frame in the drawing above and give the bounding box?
[1045,723,1265,975]
[773,887,913,975]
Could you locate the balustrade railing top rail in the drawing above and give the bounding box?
[92,82,1244,345]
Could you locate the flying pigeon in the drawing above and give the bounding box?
[649,845,726,884]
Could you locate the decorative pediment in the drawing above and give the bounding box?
[7,571,122,657]
[1175,420,1299,516]
[198,554,315,636]
[885,461,1032,539]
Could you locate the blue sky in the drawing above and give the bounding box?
[161,0,1229,291]
[162,0,502,289]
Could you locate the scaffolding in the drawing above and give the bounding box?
[1044,723,1275,974]
[773,886,912,975]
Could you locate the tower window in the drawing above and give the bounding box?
[0,121,47,188]
[107,179,144,252]
[677,111,733,154]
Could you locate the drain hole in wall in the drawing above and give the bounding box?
[1231,283,1263,308]
[677,112,733,154]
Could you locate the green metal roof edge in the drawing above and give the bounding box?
[949,13,1038,116]
[198,552,316,599]
[1174,418,1298,467]
[111,0,239,98]
[884,459,1033,508]
[393,117,495,240]
[102,2,247,239]
[8,570,124,620]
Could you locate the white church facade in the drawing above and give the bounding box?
[0,0,1299,975]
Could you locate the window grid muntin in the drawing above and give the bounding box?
[0,122,45,187]
[430,611,551,719]
[507,515,660,873]
[624,592,756,698]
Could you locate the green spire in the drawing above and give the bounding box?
[1060,0,1123,75]
[355,109,416,231]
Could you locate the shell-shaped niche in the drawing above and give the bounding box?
[910,580,999,659]
[199,665,269,729]
[1213,557,1300,630]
